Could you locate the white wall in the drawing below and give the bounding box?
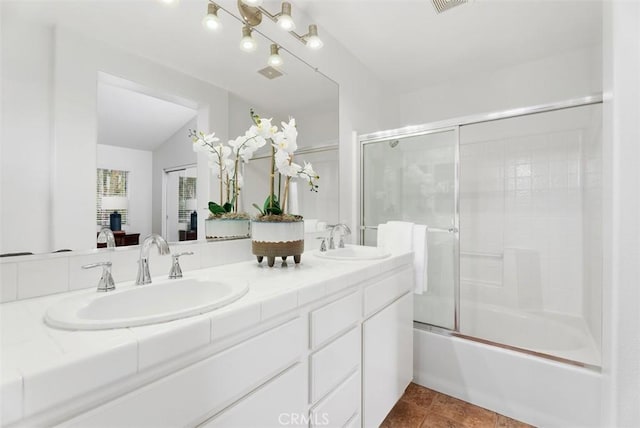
[602,1,640,426]
[97,145,153,239]
[0,17,53,254]
[381,44,602,129]
[52,27,229,252]
[152,118,198,236]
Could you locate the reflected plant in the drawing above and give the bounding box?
[188,127,266,218]
[248,109,320,218]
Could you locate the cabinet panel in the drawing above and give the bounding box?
[310,326,360,403]
[363,293,413,428]
[200,363,307,428]
[310,290,360,349]
[363,268,412,318]
[310,370,359,428]
[59,318,304,428]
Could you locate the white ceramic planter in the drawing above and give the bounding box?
[251,219,304,267]
[205,218,250,239]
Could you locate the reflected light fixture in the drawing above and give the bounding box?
[202,3,222,31]
[267,44,283,67]
[304,24,323,49]
[276,2,295,31]
[240,25,258,52]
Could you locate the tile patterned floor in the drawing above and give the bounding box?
[381,383,535,428]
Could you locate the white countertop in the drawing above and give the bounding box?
[0,251,412,425]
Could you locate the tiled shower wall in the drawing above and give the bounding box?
[459,104,602,319]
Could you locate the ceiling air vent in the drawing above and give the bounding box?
[432,0,467,14]
[258,66,284,80]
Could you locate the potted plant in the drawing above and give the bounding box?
[189,126,266,239]
[248,109,319,267]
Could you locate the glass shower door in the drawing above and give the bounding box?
[361,129,458,329]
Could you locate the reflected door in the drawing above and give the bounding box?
[361,129,459,329]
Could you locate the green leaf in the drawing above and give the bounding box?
[208,202,226,215]
[223,202,233,213]
[252,203,265,215]
[263,195,282,215]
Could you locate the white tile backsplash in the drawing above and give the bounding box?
[0,263,18,302]
[0,239,254,303]
[17,258,69,299]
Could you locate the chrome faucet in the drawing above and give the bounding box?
[97,227,116,249]
[329,224,351,250]
[168,252,194,279]
[82,261,115,292]
[136,234,170,285]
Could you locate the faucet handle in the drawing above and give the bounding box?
[82,261,115,292]
[169,252,194,279]
[316,237,327,252]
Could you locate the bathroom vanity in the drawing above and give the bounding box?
[0,249,413,427]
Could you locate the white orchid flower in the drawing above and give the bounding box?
[281,118,297,147]
[274,149,291,169]
[203,132,220,144]
[298,161,320,191]
[253,117,278,139]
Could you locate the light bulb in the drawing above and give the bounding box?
[306,35,323,49]
[277,15,295,31]
[240,26,257,52]
[241,0,263,6]
[277,2,295,31]
[305,24,323,50]
[202,4,221,31]
[268,44,283,67]
[159,0,179,5]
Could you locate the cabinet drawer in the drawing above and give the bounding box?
[59,317,305,428]
[310,326,360,403]
[363,267,412,318]
[200,363,307,428]
[310,370,359,428]
[310,290,360,349]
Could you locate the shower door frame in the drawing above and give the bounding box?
[358,94,603,367]
[359,126,461,330]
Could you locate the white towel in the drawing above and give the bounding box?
[412,225,428,294]
[377,221,414,255]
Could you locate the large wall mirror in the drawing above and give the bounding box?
[1,0,339,255]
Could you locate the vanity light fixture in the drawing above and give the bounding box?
[202,3,222,31]
[276,2,295,31]
[301,24,323,50]
[267,44,283,67]
[240,25,258,52]
[236,0,323,49]
[240,0,263,6]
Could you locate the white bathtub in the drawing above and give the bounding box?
[459,303,601,366]
[414,320,603,428]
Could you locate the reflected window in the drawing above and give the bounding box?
[178,176,197,224]
[96,168,129,226]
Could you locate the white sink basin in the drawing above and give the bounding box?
[45,278,249,330]
[314,245,391,261]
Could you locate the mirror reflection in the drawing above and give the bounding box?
[0,0,339,255]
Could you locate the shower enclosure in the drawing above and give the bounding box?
[360,97,603,367]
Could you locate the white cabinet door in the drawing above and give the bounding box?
[362,293,413,428]
[200,362,307,428]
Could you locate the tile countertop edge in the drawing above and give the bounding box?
[0,251,413,423]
